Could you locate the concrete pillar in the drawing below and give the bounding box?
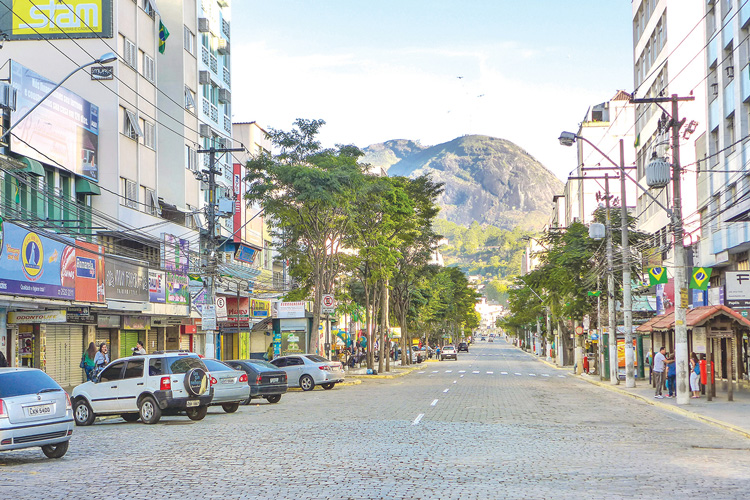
[111,329,121,360]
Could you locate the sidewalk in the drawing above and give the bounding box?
[346,361,424,379]
[529,348,750,439]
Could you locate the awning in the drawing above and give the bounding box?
[75,177,101,195]
[636,305,750,333]
[17,156,44,176]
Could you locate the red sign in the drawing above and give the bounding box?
[75,241,105,303]
[181,324,197,334]
[226,297,250,324]
[233,163,242,243]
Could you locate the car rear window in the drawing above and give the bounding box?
[202,359,232,372]
[166,356,205,374]
[0,370,61,398]
[304,355,328,363]
[247,360,279,371]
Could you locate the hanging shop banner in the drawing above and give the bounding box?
[148,269,166,303]
[96,314,120,328]
[8,310,66,324]
[166,272,190,305]
[104,256,149,302]
[233,163,242,243]
[234,244,259,264]
[161,234,190,274]
[251,299,270,318]
[122,315,150,330]
[0,219,75,299]
[75,241,105,303]
[10,61,100,181]
[726,271,750,307]
[2,0,114,40]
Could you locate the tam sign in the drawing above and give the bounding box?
[5,0,114,39]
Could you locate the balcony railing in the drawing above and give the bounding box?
[202,98,210,116]
[224,116,232,133]
[222,19,230,39]
[202,46,210,66]
[210,54,218,73]
[210,104,218,123]
[223,68,230,86]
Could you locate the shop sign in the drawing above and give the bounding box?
[3,0,114,40]
[281,331,305,354]
[161,234,190,274]
[166,272,189,305]
[235,244,259,264]
[104,256,148,302]
[122,315,150,330]
[215,296,228,321]
[226,297,250,324]
[181,325,197,334]
[0,220,75,300]
[67,306,95,324]
[97,314,120,328]
[75,241,105,303]
[233,163,242,243]
[725,271,750,307]
[149,270,166,303]
[251,299,269,318]
[9,310,66,324]
[276,301,306,319]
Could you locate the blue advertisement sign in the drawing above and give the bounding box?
[149,269,165,303]
[235,244,257,264]
[0,219,75,299]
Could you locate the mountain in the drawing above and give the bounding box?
[362,135,563,231]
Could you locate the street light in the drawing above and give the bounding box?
[1,52,118,143]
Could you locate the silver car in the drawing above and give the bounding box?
[270,354,345,391]
[0,368,74,458]
[201,359,251,413]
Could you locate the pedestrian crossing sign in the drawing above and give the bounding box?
[689,267,711,290]
[648,266,668,286]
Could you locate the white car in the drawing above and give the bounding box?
[71,351,213,425]
[440,345,458,360]
[270,355,345,391]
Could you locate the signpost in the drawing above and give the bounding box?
[321,294,336,358]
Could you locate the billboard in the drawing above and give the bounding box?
[725,271,750,307]
[166,272,189,305]
[251,299,269,318]
[161,233,190,274]
[104,256,148,302]
[10,61,100,181]
[75,241,105,303]
[2,0,114,39]
[0,219,75,299]
[148,269,166,303]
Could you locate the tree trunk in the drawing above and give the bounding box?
[384,279,390,373]
[310,260,324,355]
[364,280,373,370]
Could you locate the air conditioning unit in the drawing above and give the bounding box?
[218,88,231,103]
[0,83,17,111]
[199,123,212,137]
[218,39,230,55]
[198,18,210,33]
[199,70,211,85]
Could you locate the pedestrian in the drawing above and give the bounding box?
[93,343,109,377]
[131,340,146,355]
[652,346,667,399]
[81,342,96,381]
[690,352,701,398]
[666,353,676,397]
[265,342,274,361]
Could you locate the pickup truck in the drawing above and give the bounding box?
[409,346,433,363]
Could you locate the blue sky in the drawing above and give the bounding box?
[233,1,634,180]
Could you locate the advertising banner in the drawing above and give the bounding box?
[276,301,306,319]
[10,61,100,181]
[166,272,189,305]
[251,299,269,318]
[3,0,114,39]
[8,310,66,324]
[104,256,148,302]
[97,314,120,328]
[226,297,250,324]
[726,271,750,307]
[161,234,190,274]
[234,244,258,264]
[148,269,166,303]
[75,241,105,303]
[233,163,242,243]
[281,330,306,355]
[0,219,75,299]
[122,315,150,330]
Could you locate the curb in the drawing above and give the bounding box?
[286,379,362,391]
[348,364,424,379]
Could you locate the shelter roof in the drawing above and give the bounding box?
[636,305,750,333]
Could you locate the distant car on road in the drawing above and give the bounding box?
[440,345,458,361]
[226,359,288,404]
[270,355,345,391]
[200,359,251,413]
[0,368,74,458]
[457,342,469,353]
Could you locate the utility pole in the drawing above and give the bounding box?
[619,139,635,388]
[197,145,245,360]
[605,174,618,385]
[631,94,694,405]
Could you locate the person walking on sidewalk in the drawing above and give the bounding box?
[653,346,667,398]
[81,342,96,381]
[690,352,701,398]
[666,353,676,397]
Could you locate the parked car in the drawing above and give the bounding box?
[270,355,345,391]
[457,342,469,353]
[200,359,250,413]
[0,368,73,458]
[226,359,288,404]
[440,345,458,360]
[71,351,213,425]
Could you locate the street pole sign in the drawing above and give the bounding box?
[322,294,336,314]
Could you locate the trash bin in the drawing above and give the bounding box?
[586,353,596,374]
[699,359,715,385]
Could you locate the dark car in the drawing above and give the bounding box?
[227,359,288,404]
[457,342,469,353]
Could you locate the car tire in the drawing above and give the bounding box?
[183,368,209,396]
[265,395,281,404]
[139,396,162,424]
[299,374,315,391]
[73,398,95,426]
[221,402,240,413]
[186,405,208,421]
[41,441,69,459]
[121,413,140,422]
[243,396,253,405]
[321,383,335,390]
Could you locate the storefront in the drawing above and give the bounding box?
[96,313,120,351]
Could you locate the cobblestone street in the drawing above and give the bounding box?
[3,340,750,499]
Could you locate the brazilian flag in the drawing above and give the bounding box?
[587,291,601,297]
[159,21,170,54]
[648,266,668,286]
[689,267,711,290]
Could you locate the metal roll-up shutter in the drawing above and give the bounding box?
[120,331,139,358]
[45,325,85,388]
[180,334,192,352]
[95,329,111,349]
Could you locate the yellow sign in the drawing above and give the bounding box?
[680,288,689,308]
[13,0,103,35]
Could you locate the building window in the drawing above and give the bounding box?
[143,121,155,149]
[185,86,196,112]
[122,178,138,208]
[142,0,156,18]
[123,108,143,140]
[144,187,159,215]
[185,145,198,171]
[142,53,155,83]
[123,37,137,68]
[738,256,750,271]
[184,26,195,55]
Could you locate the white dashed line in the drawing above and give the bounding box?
[432,371,439,373]
[472,371,480,374]
[418,371,425,374]
[412,414,424,425]
[501,372,508,375]
[460,375,464,378]
[558,375,566,378]
[443,388,449,393]
[487,371,494,374]
[542,374,550,377]
[431,399,439,406]
[458,370,466,373]
[453,380,457,384]
[514,373,522,376]
[529,374,536,376]
[445,370,452,373]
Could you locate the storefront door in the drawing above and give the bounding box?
[120,330,139,358]
[46,324,85,388]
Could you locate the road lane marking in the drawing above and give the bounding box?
[431,399,438,406]
[432,370,439,373]
[443,388,449,393]
[472,371,480,374]
[418,371,425,374]
[529,374,536,376]
[514,373,522,376]
[453,380,457,384]
[413,414,424,425]
[445,370,452,373]
[460,375,464,378]
[501,372,508,375]
[558,375,566,378]
[542,374,550,377]
[458,370,466,373]
[487,371,494,374]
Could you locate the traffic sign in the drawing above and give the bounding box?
[575,326,584,335]
[322,294,336,314]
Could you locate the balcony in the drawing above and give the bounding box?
[202,46,209,66]
[724,79,735,117]
[202,98,210,116]
[210,104,218,123]
[224,116,231,134]
[210,54,218,73]
[222,19,230,39]
[223,68,230,86]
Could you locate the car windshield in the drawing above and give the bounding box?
[0,370,61,398]
[202,359,233,372]
[305,355,329,363]
[166,356,205,374]
[246,360,279,370]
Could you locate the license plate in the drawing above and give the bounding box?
[269,378,279,383]
[27,404,53,417]
[186,400,199,407]
[220,378,235,384]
